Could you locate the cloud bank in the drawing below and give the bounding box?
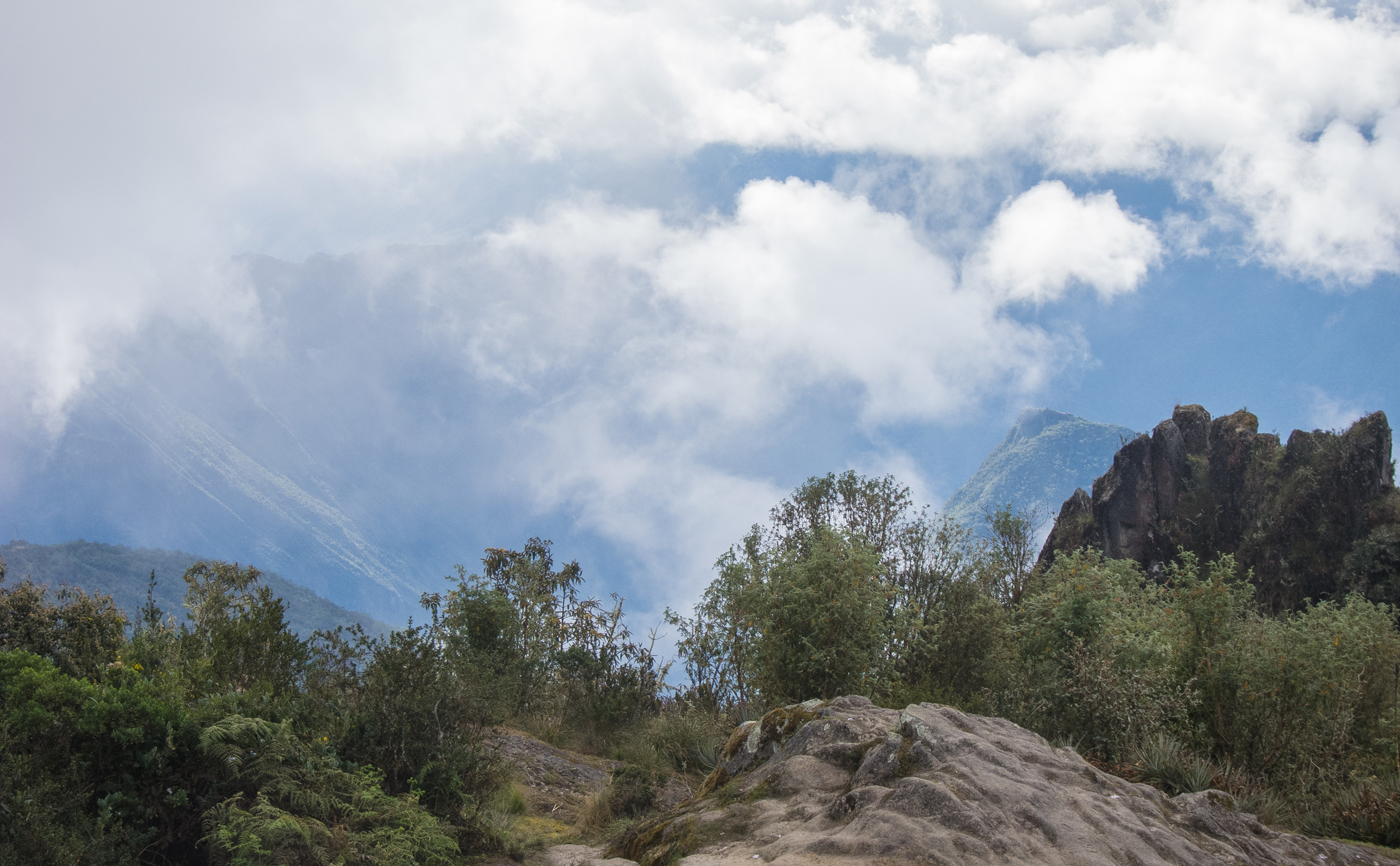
[4,0,1399,614]
[7,0,1399,420]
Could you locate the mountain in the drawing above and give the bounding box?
[942,408,1136,530]
[0,539,391,637]
[1038,405,1398,610]
[4,362,426,622]
[0,250,559,626]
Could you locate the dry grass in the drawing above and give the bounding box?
[576,786,614,835]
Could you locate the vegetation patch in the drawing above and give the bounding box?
[696,766,731,800]
[607,814,699,866]
[9,442,1400,860]
[757,703,822,749]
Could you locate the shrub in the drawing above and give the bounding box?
[1001,551,1194,762]
[607,766,658,818]
[0,651,201,864]
[199,715,459,866]
[340,624,509,851]
[179,562,309,701]
[1132,734,1219,796]
[756,528,889,703]
[0,575,127,680]
[1206,594,1400,793]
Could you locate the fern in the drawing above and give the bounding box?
[199,714,458,866]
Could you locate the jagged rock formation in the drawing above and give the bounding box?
[597,697,1395,866]
[1038,405,1398,609]
[942,408,1135,530]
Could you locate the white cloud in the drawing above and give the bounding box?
[471,178,1071,428]
[1305,386,1367,432]
[425,178,1084,610]
[5,0,1400,430]
[965,180,1162,303]
[1026,6,1117,49]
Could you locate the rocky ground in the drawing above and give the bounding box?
[495,729,695,819]
[494,729,620,820]
[539,697,1400,866]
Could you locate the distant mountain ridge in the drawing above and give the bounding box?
[943,408,1137,529]
[0,539,391,638]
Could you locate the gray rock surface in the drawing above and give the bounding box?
[547,844,638,866]
[495,729,618,816]
[605,697,1400,866]
[496,730,692,819]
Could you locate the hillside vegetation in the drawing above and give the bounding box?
[0,543,674,865]
[0,540,391,638]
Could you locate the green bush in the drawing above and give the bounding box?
[178,562,309,702]
[2,554,519,864]
[756,528,889,703]
[607,766,658,818]
[0,651,201,864]
[0,573,127,680]
[1205,594,1400,792]
[998,551,1194,762]
[339,624,509,850]
[625,707,726,774]
[1132,734,1219,796]
[199,715,459,866]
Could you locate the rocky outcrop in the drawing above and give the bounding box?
[1038,405,1398,607]
[600,697,1397,866]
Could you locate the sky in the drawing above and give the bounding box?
[2,0,1398,627]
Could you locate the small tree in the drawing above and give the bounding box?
[756,528,889,703]
[982,503,1044,606]
[666,526,767,712]
[179,561,308,698]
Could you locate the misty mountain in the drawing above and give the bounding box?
[7,366,425,622]
[0,539,390,638]
[1,250,514,625]
[942,407,1136,530]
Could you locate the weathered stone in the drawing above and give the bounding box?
[1037,487,1093,568]
[1149,419,1187,525]
[495,729,690,824]
[604,698,1400,866]
[850,733,902,788]
[548,844,641,866]
[1172,403,1212,454]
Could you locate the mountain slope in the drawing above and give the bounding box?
[0,539,391,637]
[943,408,1136,529]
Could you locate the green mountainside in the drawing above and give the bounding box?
[943,408,1136,528]
[0,539,390,637]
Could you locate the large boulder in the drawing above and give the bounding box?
[605,698,1399,866]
